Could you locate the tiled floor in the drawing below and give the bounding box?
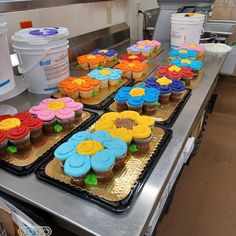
[156,76,236,236]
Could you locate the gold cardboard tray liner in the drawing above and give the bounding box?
[185,69,204,89]
[53,78,130,106]
[45,126,165,202]
[109,85,188,122]
[3,111,91,167]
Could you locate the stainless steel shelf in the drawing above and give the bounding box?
[0,42,226,236]
[0,0,110,12]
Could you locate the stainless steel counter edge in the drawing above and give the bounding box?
[0,43,226,236]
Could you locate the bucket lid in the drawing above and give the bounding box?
[172,13,205,19]
[12,27,69,45]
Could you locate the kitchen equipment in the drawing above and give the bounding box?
[200,32,216,43]
[0,13,15,96]
[12,27,70,94]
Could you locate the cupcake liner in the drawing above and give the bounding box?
[57,117,75,129]
[30,127,43,143]
[100,80,109,88]
[0,139,8,160]
[9,133,31,153]
[143,102,157,115]
[80,62,88,69]
[80,90,93,98]
[132,71,143,80]
[133,133,154,155]
[109,79,120,86]
[43,118,57,134]
[116,101,128,112]
[127,104,143,114]
[74,110,83,120]
[159,93,171,104]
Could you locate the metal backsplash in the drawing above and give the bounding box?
[68,23,130,63]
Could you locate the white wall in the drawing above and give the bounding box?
[125,0,158,40]
[4,0,127,48]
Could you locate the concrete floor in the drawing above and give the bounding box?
[156,76,236,236]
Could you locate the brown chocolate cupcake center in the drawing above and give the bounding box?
[114,119,136,130]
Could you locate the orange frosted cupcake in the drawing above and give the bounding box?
[64,84,80,100]
[78,84,94,98]
[77,54,107,69]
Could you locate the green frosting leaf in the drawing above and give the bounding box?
[7,146,17,154]
[153,47,158,53]
[128,144,138,153]
[98,65,104,70]
[156,102,161,108]
[92,91,98,97]
[112,56,118,62]
[182,81,186,86]
[149,52,154,58]
[76,65,81,69]
[54,124,63,133]
[119,79,123,84]
[85,173,98,186]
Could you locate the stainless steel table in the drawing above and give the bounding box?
[0,44,226,236]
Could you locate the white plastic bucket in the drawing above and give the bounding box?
[171,13,205,48]
[12,27,70,94]
[0,14,15,96]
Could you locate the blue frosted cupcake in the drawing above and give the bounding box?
[158,85,172,104]
[91,149,116,182]
[188,50,198,60]
[115,90,129,112]
[69,131,91,144]
[127,96,144,113]
[143,89,160,115]
[64,153,91,186]
[144,77,158,89]
[90,49,118,61]
[104,137,128,171]
[170,80,185,102]
[90,130,110,143]
[54,141,76,167]
[169,49,179,60]
[190,61,203,74]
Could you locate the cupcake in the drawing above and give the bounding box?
[66,101,83,120]
[64,154,91,187]
[103,137,127,171]
[109,73,121,86]
[109,127,133,145]
[144,77,159,88]
[0,130,7,160]
[7,126,31,153]
[168,70,182,80]
[127,96,144,113]
[64,84,79,100]
[56,108,75,129]
[37,109,57,134]
[91,150,116,182]
[114,90,129,112]
[21,118,43,143]
[137,40,161,53]
[180,43,205,57]
[132,66,144,80]
[136,115,155,130]
[190,61,203,74]
[181,68,194,86]
[90,49,118,62]
[169,49,179,60]
[170,80,185,102]
[120,54,148,64]
[188,50,198,60]
[132,125,153,154]
[158,85,172,104]
[79,84,93,98]
[157,66,169,77]
[14,112,32,121]
[178,49,189,59]
[54,141,76,167]
[127,44,153,57]
[143,89,159,115]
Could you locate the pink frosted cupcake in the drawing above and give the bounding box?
[37,109,57,134]
[56,108,75,129]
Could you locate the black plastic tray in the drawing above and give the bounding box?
[36,126,172,213]
[107,89,191,128]
[0,111,98,176]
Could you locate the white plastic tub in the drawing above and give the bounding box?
[171,13,205,48]
[12,27,70,94]
[0,14,15,96]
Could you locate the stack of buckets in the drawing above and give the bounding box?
[171,13,205,48]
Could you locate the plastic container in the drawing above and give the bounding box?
[221,45,236,75]
[12,27,70,94]
[171,13,205,48]
[0,14,15,96]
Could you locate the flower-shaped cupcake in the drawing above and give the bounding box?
[144,76,172,89]
[58,76,100,99]
[169,49,198,60]
[29,97,83,123]
[137,40,161,51]
[114,85,160,115]
[127,44,153,57]
[54,130,127,184]
[170,58,203,71]
[77,54,107,69]
[0,112,43,153]
[94,111,155,146]
[120,53,148,63]
[90,49,118,61]
[115,60,147,80]
[180,43,205,56]
[87,68,123,87]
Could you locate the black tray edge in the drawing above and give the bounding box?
[0,111,98,176]
[35,126,172,213]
